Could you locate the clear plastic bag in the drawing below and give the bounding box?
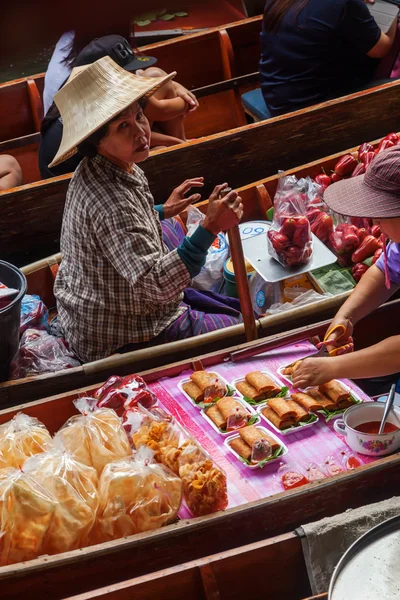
[20,294,49,334]
[23,448,99,554]
[10,329,80,380]
[249,272,282,316]
[94,447,182,541]
[94,374,157,416]
[0,467,58,566]
[186,205,228,292]
[266,289,332,316]
[54,399,131,476]
[267,174,313,267]
[0,412,53,469]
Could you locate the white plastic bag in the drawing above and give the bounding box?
[186,206,228,292]
[249,272,282,315]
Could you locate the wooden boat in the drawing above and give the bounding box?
[3,78,400,266]
[0,15,262,185]
[0,303,399,599]
[61,532,323,599]
[0,136,373,406]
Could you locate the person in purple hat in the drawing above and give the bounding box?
[292,145,400,389]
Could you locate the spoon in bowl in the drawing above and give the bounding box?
[378,383,396,435]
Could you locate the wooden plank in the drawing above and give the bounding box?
[63,533,310,600]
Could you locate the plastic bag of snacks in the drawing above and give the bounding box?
[123,404,180,467]
[94,447,182,542]
[20,294,49,334]
[23,448,99,554]
[93,374,157,416]
[0,412,53,470]
[10,329,80,380]
[267,174,313,267]
[54,398,131,476]
[178,441,228,516]
[0,468,58,565]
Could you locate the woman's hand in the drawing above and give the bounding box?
[324,316,354,354]
[163,177,204,218]
[203,184,243,235]
[292,357,337,389]
[174,82,199,113]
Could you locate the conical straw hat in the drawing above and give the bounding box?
[49,56,176,167]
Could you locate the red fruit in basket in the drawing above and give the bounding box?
[331,172,343,183]
[352,263,369,283]
[351,235,381,263]
[371,224,381,238]
[362,151,376,168]
[268,230,290,253]
[315,173,332,189]
[311,213,333,242]
[334,154,358,177]
[358,142,374,161]
[372,248,383,264]
[351,163,365,177]
[377,138,395,153]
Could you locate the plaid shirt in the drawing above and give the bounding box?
[54,155,190,362]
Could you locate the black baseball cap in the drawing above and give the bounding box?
[75,35,158,72]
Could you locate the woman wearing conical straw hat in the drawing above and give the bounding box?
[51,57,244,363]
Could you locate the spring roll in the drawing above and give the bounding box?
[205,405,226,430]
[291,393,321,412]
[182,381,204,403]
[191,371,226,402]
[217,397,249,431]
[336,396,357,410]
[239,426,280,453]
[261,406,295,430]
[285,400,310,424]
[319,381,351,404]
[267,398,296,419]
[245,371,281,397]
[236,381,266,402]
[308,388,337,411]
[230,438,252,461]
[281,360,303,376]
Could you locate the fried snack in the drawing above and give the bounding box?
[95,450,182,541]
[239,426,280,453]
[291,393,321,413]
[267,398,296,419]
[54,407,131,476]
[230,438,252,461]
[205,404,226,429]
[236,380,267,402]
[190,371,226,402]
[179,459,228,516]
[132,420,180,462]
[182,381,203,403]
[261,406,295,430]
[245,372,281,397]
[285,400,310,424]
[336,397,356,410]
[24,449,99,555]
[308,388,337,411]
[281,360,302,376]
[159,445,182,475]
[216,397,249,423]
[0,468,57,566]
[319,381,351,404]
[0,412,53,470]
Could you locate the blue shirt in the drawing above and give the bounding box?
[260,0,381,116]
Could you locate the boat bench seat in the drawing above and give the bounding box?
[241,88,272,121]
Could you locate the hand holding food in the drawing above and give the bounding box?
[292,357,336,389]
[163,177,204,218]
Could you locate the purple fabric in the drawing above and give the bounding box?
[160,217,186,252]
[376,242,400,284]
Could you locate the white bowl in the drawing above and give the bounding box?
[333,402,400,457]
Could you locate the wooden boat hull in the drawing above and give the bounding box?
[0,302,399,599]
[3,79,400,264]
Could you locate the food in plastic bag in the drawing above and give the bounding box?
[267,175,313,267]
[10,329,80,380]
[20,294,49,334]
[54,399,131,476]
[0,412,53,469]
[0,468,58,565]
[23,448,99,554]
[186,205,228,292]
[94,374,157,416]
[94,447,182,541]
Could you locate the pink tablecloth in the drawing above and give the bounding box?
[149,341,374,511]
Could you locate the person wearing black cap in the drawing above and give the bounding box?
[39,35,198,179]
